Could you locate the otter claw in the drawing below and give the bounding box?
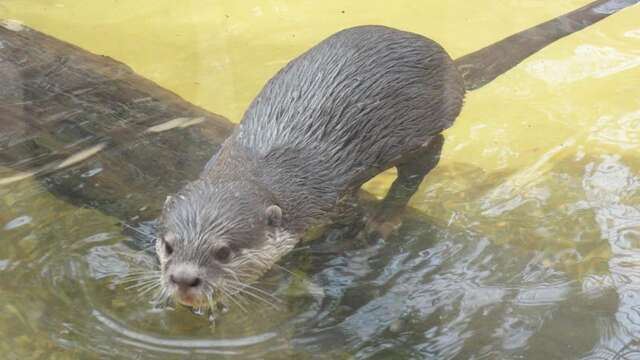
[365,216,403,241]
[361,195,407,241]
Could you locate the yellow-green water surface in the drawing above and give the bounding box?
[1,0,640,359]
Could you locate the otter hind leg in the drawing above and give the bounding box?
[368,134,445,238]
[383,134,445,211]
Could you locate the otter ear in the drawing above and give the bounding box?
[265,205,282,227]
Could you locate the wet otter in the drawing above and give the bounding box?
[158,25,462,307]
[155,0,639,309]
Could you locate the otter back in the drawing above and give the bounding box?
[234,25,464,191]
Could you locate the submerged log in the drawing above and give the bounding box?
[0,22,233,221]
[1,0,637,222]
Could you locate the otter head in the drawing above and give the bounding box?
[156,179,296,309]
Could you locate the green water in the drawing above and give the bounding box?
[2,0,640,359]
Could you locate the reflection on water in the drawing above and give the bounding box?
[581,156,640,358]
[1,0,640,359]
[526,45,640,84]
[3,153,640,359]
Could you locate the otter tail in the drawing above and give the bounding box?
[455,0,639,91]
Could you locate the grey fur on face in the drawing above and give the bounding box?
[156,178,289,307]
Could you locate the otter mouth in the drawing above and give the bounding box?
[168,281,216,309]
[173,290,222,310]
[176,293,201,307]
[153,230,299,313]
[174,291,232,315]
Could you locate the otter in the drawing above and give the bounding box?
[159,26,462,308]
[154,0,639,309]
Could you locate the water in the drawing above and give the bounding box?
[1,0,640,359]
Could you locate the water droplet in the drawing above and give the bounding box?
[81,167,103,178]
[389,319,404,333]
[3,215,32,230]
[83,232,115,243]
[191,307,206,316]
[218,302,229,313]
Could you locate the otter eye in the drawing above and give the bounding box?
[162,232,176,256]
[164,240,174,256]
[214,246,231,262]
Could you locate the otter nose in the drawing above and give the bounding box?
[169,272,202,288]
